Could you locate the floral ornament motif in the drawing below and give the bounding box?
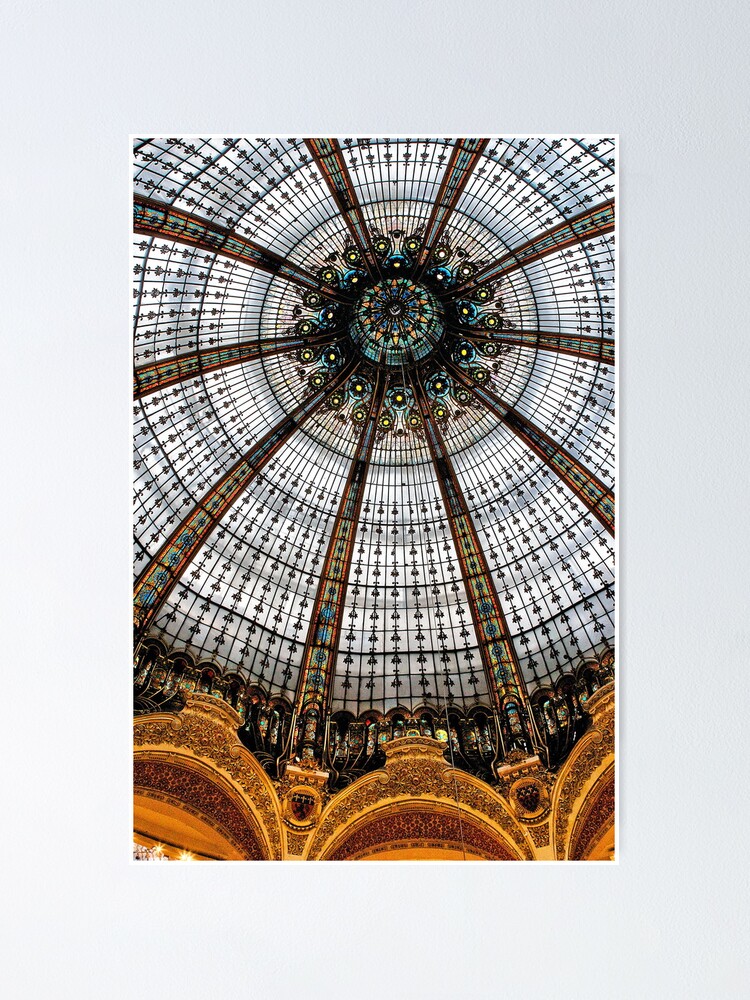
[377,383,418,435]
[285,226,506,438]
[350,279,444,366]
[307,736,534,859]
[133,698,284,858]
[448,336,515,385]
[325,372,376,427]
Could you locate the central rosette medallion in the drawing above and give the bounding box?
[348,278,444,366]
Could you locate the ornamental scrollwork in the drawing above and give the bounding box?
[528,823,551,848]
[307,737,533,859]
[553,693,614,858]
[134,698,283,859]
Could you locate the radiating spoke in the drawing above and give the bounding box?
[305,139,381,281]
[442,357,615,534]
[415,138,488,276]
[134,330,338,398]
[446,199,615,296]
[449,326,615,366]
[292,376,387,759]
[133,196,348,302]
[409,372,528,710]
[134,360,357,637]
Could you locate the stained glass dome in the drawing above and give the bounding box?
[349,279,444,365]
[132,136,615,766]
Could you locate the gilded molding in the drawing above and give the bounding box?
[307,736,534,860]
[496,752,553,822]
[134,695,284,859]
[324,802,517,861]
[569,764,615,860]
[528,823,551,848]
[585,681,615,720]
[132,697,614,861]
[552,684,615,858]
[134,754,267,859]
[286,830,311,857]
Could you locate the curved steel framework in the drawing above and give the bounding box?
[409,373,529,716]
[442,358,614,534]
[446,200,615,295]
[294,377,386,759]
[134,330,336,399]
[134,360,356,637]
[304,138,382,282]
[415,138,489,275]
[134,196,348,302]
[453,327,615,366]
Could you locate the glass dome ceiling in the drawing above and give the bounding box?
[132,136,615,719]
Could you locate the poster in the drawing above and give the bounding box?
[132,136,616,862]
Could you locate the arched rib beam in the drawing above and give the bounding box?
[133,196,348,303]
[134,330,339,398]
[415,138,489,276]
[447,199,615,296]
[449,326,615,366]
[134,360,357,637]
[293,376,386,758]
[305,139,381,282]
[442,357,614,535]
[409,373,527,709]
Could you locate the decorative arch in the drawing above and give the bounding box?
[551,682,615,859]
[318,801,521,861]
[133,695,284,859]
[568,765,615,860]
[134,754,269,860]
[306,736,534,860]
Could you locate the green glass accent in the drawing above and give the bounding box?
[349,279,444,366]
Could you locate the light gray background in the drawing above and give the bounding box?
[2,1,748,996]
